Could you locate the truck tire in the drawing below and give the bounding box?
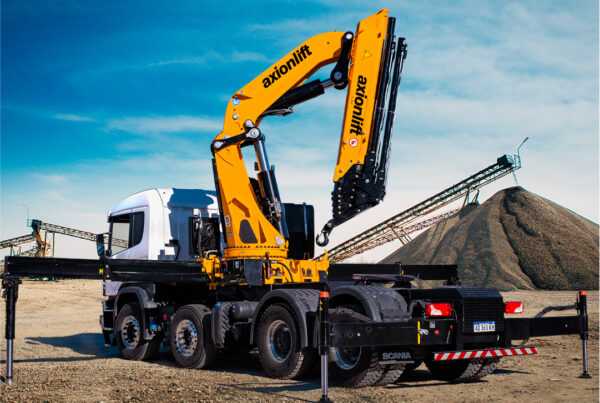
[397,359,423,381]
[329,308,383,388]
[256,304,315,379]
[170,304,217,369]
[473,358,499,378]
[425,358,499,382]
[376,364,405,385]
[115,303,160,361]
[403,359,423,373]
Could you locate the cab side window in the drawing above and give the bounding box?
[109,212,144,255]
[130,212,144,246]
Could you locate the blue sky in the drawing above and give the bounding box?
[1,1,598,259]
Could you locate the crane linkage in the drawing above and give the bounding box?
[323,154,521,262]
[211,9,408,274]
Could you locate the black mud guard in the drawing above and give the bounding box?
[250,289,320,348]
[331,285,409,322]
[212,302,234,349]
[114,284,158,340]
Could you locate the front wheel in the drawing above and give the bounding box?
[115,303,160,361]
[256,304,315,379]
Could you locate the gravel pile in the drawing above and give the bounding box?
[381,187,599,290]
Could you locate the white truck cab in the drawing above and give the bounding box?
[103,188,220,296]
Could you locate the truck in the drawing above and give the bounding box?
[1,8,591,396]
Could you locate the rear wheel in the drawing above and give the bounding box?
[403,359,423,373]
[397,359,423,381]
[257,304,315,379]
[170,304,217,368]
[425,358,499,382]
[329,308,383,388]
[115,303,160,361]
[376,364,405,385]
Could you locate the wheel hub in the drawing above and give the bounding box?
[175,319,199,358]
[267,319,292,363]
[120,315,141,350]
[332,346,362,370]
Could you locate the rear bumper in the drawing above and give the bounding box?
[433,346,538,361]
[329,292,589,355]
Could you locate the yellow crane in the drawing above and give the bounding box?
[206,9,406,285]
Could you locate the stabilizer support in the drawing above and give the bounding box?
[1,275,20,385]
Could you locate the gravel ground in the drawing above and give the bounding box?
[0,281,598,402]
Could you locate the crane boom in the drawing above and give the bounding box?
[210,9,406,283]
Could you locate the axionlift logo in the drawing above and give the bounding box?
[262,45,312,88]
[349,75,367,135]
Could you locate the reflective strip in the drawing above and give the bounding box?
[433,347,538,361]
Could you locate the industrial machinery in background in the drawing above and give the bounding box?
[324,153,522,263]
[0,234,38,257]
[0,219,127,259]
[1,9,591,400]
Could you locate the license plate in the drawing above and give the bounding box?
[473,321,495,333]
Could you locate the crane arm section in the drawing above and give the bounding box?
[211,9,406,267]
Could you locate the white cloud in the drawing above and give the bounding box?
[231,51,268,62]
[53,113,95,122]
[248,19,314,33]
[146,50,268,68]
[146,56,210,68]
[106,115,222,134]
[31,174,68,185]
[246,12,364,41]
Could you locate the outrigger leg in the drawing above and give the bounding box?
[578,291,591,379]
[1,275,20,385]
[318,286,332,403]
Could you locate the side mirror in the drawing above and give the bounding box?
[96,233,106,257]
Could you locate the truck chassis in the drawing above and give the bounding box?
[1,256,592,400]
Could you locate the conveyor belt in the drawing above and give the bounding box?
[0,234,35,250]
[322,154,521,262]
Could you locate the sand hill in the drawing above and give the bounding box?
[381,187,599,290]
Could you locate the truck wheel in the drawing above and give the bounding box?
[376,364,405,385]
[397,359,423,381]
[473,358,499,379]
[425,358,499,382]
[329,308,383,388]
[404,359,423,373]
[257,304,315,379]
[115,303,159,361]
[170,304,216,369]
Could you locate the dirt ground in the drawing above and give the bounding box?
[0,281,598,402]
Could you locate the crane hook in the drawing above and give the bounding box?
[316,221,333,247]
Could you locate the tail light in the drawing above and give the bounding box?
[504,301,524,314]
[425,303,453,318]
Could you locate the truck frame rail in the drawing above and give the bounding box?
[0,255,592,402]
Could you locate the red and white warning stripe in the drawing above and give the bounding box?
[433,346,538,361]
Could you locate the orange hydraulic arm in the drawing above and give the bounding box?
[210,9,406,276]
